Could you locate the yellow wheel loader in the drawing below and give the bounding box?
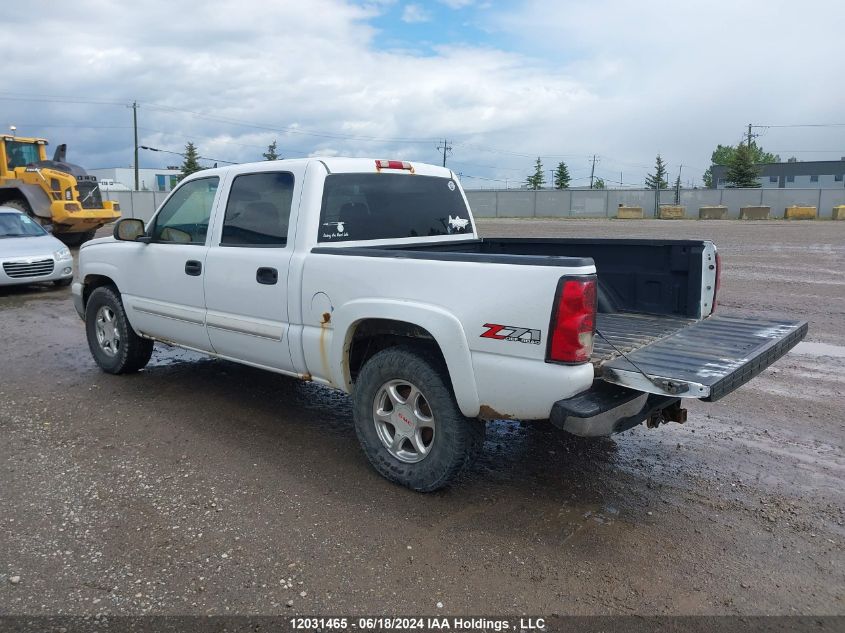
[0,135,121,246]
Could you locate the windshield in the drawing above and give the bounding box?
[0,213,48,238]
[318,174,473,242]
[5,141,41,169]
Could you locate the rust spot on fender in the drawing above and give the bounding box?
[321,311,331,325]
[478,405,515,420]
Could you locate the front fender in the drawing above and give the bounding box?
[330,299,482,418]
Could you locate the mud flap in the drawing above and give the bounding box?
[598,315,808,402]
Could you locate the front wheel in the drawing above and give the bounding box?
[352,346,485,492]
[85,286,153,374]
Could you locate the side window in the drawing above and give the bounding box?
[153,177,219,244]
[221,172,294,247]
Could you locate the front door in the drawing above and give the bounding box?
[203,170,298,371]
[120,176,220,351]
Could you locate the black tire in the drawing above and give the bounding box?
[53,278,73,287]
[85,286,153,374]
[4,198,33,217]
[352,345,485,492]
[57,230,95,247]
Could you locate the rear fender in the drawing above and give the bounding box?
[331,299,481,417]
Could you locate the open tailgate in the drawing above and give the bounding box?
[597,314,808,401]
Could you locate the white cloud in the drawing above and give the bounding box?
[401,3,431,23]
[2,0,842,187]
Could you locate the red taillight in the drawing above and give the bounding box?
[712,251,722,311]
[375,159,414,171]
[547,276,597,364]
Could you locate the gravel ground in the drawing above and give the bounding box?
[0,219,842,616]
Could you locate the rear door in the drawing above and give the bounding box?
[120,176,220,351]
[203,168,300,372]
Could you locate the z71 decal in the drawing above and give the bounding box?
[480,323,542,345]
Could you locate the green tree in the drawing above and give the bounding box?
[263,140,279,161]
[178,142,203,180]
[525,157,545,190]
[553,161,571,189]
[593,177,606,189]
[645,154,669,190]
[703,143,780,187]
[725,143,761,188]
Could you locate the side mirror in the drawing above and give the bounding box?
[113,218,147,242]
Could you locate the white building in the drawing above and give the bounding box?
[88,167,182,192]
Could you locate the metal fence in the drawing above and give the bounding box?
[104,187,845,223]
[465,188,845,219]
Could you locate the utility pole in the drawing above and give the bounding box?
[675,164,683,204]
[747,123,753,148]
[131,101,139,191]
[589,154,597,188]
[437,138,452,167]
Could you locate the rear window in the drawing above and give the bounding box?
[318,174,472,242]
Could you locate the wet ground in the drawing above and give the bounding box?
[0,219,842,616]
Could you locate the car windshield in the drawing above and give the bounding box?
[0,213,47,238]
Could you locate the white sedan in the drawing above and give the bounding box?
[0,206,74,287]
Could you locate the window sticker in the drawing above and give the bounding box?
[322,221,348,239]
[447,215,469,232]
[447,180,456,191]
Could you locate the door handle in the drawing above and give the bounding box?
[185,260,202,276]
[256,267,278,285]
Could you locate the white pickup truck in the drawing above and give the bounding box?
[73,158,807,491]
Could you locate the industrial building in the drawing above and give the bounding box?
[710,159,845,189]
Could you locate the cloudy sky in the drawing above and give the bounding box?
[3,0,843,188]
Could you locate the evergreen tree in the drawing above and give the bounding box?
[645,154,669,190]
[263,140,279,161]
[525,157,545,190]
[178,142,203,180]
[553,161,571,189]
[593,177,606,190]
[725,143,761,188]
[703,142,779,187]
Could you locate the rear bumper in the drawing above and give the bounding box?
[550,381,678,437]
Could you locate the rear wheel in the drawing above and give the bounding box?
[4,198,33,217]
[352,346,485,492]
[85,286,153,374]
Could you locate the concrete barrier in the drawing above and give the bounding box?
[831,205,845,220]
[658,205,685,219]
[783,206,817,220]
[699,205,728,220]
[739,206,770,220]
[616,206,643,219]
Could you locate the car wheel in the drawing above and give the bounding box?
[85,286,154,374]
[352,345,485,492]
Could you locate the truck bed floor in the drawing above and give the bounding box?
[592,312,696,368]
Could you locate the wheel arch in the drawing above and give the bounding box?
[330,299,481,417]
[81,268,122,311]
[0,184,52,218]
